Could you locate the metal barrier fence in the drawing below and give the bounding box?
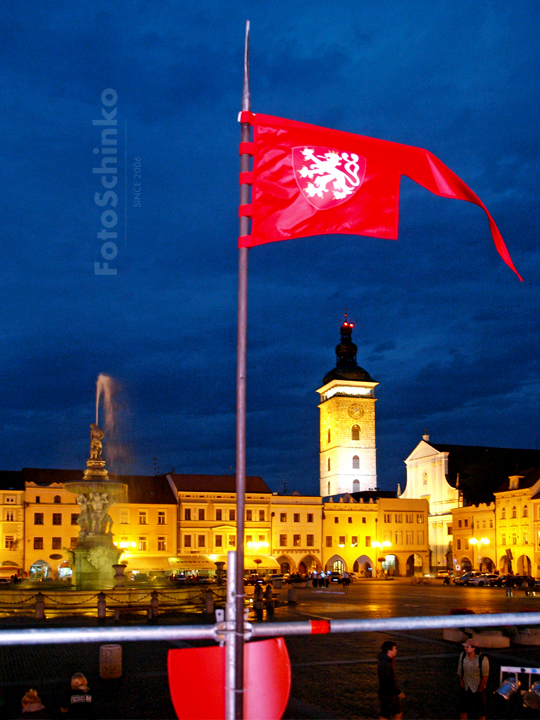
[1,610,540,646]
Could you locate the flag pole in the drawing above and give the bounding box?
[233,19,251,720]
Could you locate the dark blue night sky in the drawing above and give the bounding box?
[1,1,539,495]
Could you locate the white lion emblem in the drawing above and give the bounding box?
[292,146,366,209]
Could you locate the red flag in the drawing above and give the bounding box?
[238,113,522,280]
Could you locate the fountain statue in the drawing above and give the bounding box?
[64,422,126,589]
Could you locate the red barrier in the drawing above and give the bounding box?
[168,637,291,720]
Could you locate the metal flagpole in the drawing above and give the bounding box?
[232,19,251,720]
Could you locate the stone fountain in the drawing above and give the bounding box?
[65,424,126,589]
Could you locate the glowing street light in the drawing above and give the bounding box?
[372,540,391,577]
[469,537,489,571]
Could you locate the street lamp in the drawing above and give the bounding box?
[372,540,391,577]
[469,537,489,572]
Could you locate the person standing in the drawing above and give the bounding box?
[457,639,489,720]
[377,640,405,720]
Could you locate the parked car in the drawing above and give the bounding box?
[329,572,342,583]
[453,572,480,585]
[436,570,451,578]
[468,574,498,587]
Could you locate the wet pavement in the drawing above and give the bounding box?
[0,579,539,719]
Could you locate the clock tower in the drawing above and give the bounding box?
[317,318,378,496]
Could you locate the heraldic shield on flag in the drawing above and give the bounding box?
[238,112,521,280]
[292,147,366,210]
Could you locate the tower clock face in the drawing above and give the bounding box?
[348,405,364,419]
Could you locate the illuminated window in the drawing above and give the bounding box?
[139,537,147,551]
[158,537,166,551]
[139,511,147,525]
[351,425,360,441]
[293,535,301,547]
[416,514,424,524]
[120,511,129,524]
[52,514,62,526]
[228,535,236,547]
[34,537,43,550]
[52,537,62,550]
[351,536,358,547]
[307,535,314,547]
[280,513,287,522]
[352,456,360,469]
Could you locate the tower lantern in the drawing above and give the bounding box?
[316,318,378,496]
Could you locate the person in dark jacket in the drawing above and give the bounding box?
[377,640,405,720]
[60,674,94,719]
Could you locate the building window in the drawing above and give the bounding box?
[5,496,15,504]
[353,480,360,492]
[71,513,79,526]
[229,535,236,547]
[406,532,413,545]
[406,514,413,523]
[327,428,331,443]
[384,514,391,523]
[423,472,427,486]
[279,534,287,547]
[395,514,402,523]
[5,511,14,522]
[70,537,77,549]
[448,526,453,535]
[351,536,358,547]
[120,511,128,524]
[501,533,506,545]
[294,513,300,523]
[326,536,332,547]
[338,536,346,546]
[328,458,331,472]
[158,511,166,525]
[35,497,40,504]
[458,520,462,528]
[334,516,339,524]
[351,425,360,441]
[139,537,147,551]
[465,519,469,528]
[307,534,314,547]
[246,510,252,522]
[184,509,191,521]
[4,536,14,549]
[54,495,61,504]
[52,537,62,550]
[348,516,352,524]
[34,537,43,550]
[184,535,192,548]
[246,535,253,544]
[229,510,236,522]
[482,520,486,529]
[395,531,402,545]
[52,513,62,526]
[384,532,391,543]
[158,537,167,551]
[307,513,313,523]
[34,513,44,525]
[512,532,517,545]
[417,531,424,544]
[293,534,301,547]
[489,520,493,528]
[215,535,222,548]
[523,532,529,545]
[362,517,367,524]
[512,506,517,519]
[352,455,360,469]
[464,540,469,551]
[457,539,462,550]
[523,505,529,518]
[259,510,265,522]
[197,535,205,548]
[139,511,147,525]
[365,536,371,547]
[501,507,506,519]
[280,513,287,523]
[416,514,424,524]
[216,509,222,521]
[327,482,331,496]
[198,509,205,521]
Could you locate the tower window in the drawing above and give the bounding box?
[352,456,360,469]
[352,480,360,492]
[327,428,331,443]
[351,425,360,441]
[327,458,331,472]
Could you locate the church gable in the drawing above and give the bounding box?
[404,440,442,463]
